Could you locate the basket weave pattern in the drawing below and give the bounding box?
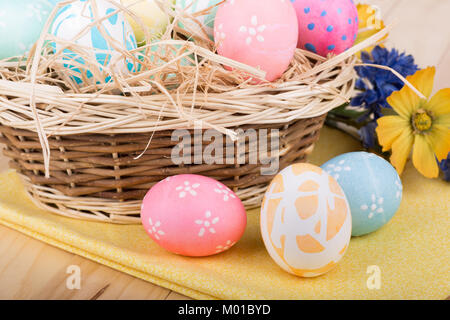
[0,116,325,223]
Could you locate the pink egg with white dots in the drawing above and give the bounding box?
[214,0,298,82]
[292,0,358,57]
[141,174,247,257]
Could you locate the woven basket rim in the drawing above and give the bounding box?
[0,52,356,133]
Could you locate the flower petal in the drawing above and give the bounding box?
[390,127,414,175]
[386,88,419,119]
[376,116,409,152]
[426,88,450,117]
[435,113,450,127]
[412,134,440,178]
[428,124,450,161]
[386,67,436,118]
[408,67,435,98]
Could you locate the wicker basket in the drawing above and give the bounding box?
[0,0,380,224]
[0,115,326,223]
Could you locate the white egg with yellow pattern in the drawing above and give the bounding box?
[260,163,352,277]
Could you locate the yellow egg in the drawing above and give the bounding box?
[121,0,174,44]
[260,163,352,277]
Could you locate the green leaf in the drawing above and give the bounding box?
[380,107,398,116]
[329,104,370,120]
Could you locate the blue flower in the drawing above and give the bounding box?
[351,46,418,147]
[439,152,450,182]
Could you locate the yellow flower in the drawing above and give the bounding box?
[376,67,450,178]
[355,4,388,55]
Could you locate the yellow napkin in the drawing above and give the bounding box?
[0,127,448,300]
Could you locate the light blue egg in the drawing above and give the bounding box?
[47,0,63,5]
[176,0,222,40]
[50,0,137,85]
[147,43,192,66]
[0,0,63,59]
[321,152,403,236]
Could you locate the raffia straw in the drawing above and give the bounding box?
[27,0,72,177]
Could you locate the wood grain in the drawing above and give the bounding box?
[0,224,185,300]
[0,0,448,300]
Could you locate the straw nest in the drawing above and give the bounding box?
[0,0,388,223]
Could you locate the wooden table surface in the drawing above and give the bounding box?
[0,0,449,300]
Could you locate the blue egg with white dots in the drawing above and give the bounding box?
[50,0,137,85]
[321,152,403,236]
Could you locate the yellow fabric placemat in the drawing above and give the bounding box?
[0,127,448,300]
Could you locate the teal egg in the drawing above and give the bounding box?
[147,43,193,66]
[176,0,222,40]
[321,152,403,236]
[0,0,62,59]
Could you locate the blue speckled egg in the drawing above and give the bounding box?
[50,0,137,85]
[321,152,403,236]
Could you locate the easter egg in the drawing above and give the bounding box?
[0,0,62,59]
[214,0,298,82]
[291,0,358,56]
[261,163,351,277]
[148,43,192,67]
[51,0,137,85]
[322,152,403,237]
[121,0,173,45]
[176,0,222,40]
[141,175,247,257]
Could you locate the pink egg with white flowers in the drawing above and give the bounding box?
[214,0,298,82]
[141,174,247,257]
[292,0,358,57]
